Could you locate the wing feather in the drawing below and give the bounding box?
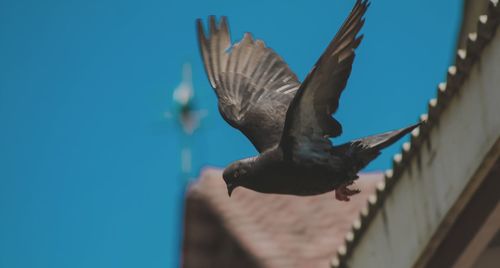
[197,16,301,152]
[281,0,370,159]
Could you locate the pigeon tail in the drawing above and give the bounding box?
[335,122,421,171]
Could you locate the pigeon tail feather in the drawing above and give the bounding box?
[335,122,421,170]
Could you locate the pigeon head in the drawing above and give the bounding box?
[222,159,254,197]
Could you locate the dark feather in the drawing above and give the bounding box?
[281,0,370,160]
[334,122,421,170]
[198,1,420,199]
[196,16,301,152]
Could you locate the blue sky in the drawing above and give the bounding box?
[0,0,461,267]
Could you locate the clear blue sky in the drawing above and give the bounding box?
[0,0,461,267]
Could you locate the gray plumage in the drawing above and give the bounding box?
[196,16,300,152]
[196,0,419,201]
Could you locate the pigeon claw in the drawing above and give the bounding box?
[335,181,361,201]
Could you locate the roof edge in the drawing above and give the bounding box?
[332,1,500,267]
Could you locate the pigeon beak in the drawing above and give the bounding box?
[227,183,236,197]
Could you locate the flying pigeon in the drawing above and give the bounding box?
[196,0,420,201]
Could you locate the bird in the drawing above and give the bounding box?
[196,0,420,201]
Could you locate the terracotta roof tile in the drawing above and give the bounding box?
[183,168,383,268]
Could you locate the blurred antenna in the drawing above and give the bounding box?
[166,63,207,182]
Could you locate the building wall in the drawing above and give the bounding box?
[346,26,500,268]
[457,0,489,49]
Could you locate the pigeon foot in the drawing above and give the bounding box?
[335,181,361,201]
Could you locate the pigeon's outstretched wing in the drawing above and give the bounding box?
[280,0,369,159]
[197,16,301,152]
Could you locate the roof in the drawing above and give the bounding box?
[333,1,500,266]
[183,169,383,268]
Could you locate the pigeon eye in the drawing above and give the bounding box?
[233,170,239,178]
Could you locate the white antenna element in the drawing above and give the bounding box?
[173,63,194,107]
[171,63,207,135]
[181,147,192,174]
[167,62,208,182]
